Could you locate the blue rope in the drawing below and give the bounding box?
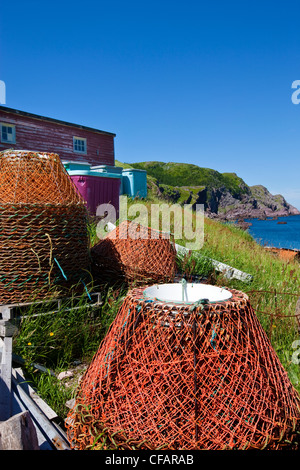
[210,326,217,349]
[81,280,92,301]
[54,257,67,280]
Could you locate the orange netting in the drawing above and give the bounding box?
[0,150,90,304]
[0,149,83,205]
[91,220,177,286]
[66,285,300,450]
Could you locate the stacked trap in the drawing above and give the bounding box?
[91,220,177,285]
[0,150,90,304]
[67,282,300,450]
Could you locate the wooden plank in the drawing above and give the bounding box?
[0,291,102,321]
[208,259,253,283]
[0,305,12,320]
[0,320,18,337]
[174,242,189,256]
[13,353,56,376]
[174,243,253,283]
[11,371,70,450]
[0,336,13,420]
[11,384,54,450]
[13,368,58,421]
[0,321,16,421]
[0,411,39,450]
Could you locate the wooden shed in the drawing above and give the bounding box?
[0,106,120,215]
[0,105,116,166]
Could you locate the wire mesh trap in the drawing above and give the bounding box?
[0,150,91,304]
[66,283,300,450]
[91,220,177,286]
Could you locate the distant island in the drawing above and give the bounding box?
[118,160,300,221]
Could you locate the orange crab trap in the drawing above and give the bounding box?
[66,282,300,450]
[0,150,90,304]
[91,220,177,286]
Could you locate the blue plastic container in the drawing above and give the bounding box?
[122,168,147,198]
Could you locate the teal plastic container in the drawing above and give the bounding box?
[122,168,147,198]
[91,165,123,174]
[63,161,91,172]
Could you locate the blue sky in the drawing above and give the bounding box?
[1,1,300,208]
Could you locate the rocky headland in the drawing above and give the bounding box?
[204,184,300,221]
[120,160,300,221]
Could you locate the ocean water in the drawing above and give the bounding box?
[244,214,300,250]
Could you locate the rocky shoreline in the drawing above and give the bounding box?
[205,184,300,222]
[207,206,300,223]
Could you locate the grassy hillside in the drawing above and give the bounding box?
[130,161,250,198]
[122,160,299,219]
[199,217,300,392]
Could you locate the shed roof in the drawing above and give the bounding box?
[0,105,116,137]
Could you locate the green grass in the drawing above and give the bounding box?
[14,284,127,366]
[176,248,215,280]
[13,282,127,420]
[202,217,300,391]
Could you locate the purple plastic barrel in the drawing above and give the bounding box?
[70,175,121,217]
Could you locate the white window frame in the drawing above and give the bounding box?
[1,123,16,144]
[73,136,87,154]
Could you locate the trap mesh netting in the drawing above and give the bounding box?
[66,284,300,450]
[91,220,177,285]
[0,150,90,304]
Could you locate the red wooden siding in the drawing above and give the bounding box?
[0,106,115,166]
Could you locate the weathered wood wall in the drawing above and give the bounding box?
[0,106,115,166]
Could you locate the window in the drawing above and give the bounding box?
[73,136,86,154]
[1,123,16,144]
